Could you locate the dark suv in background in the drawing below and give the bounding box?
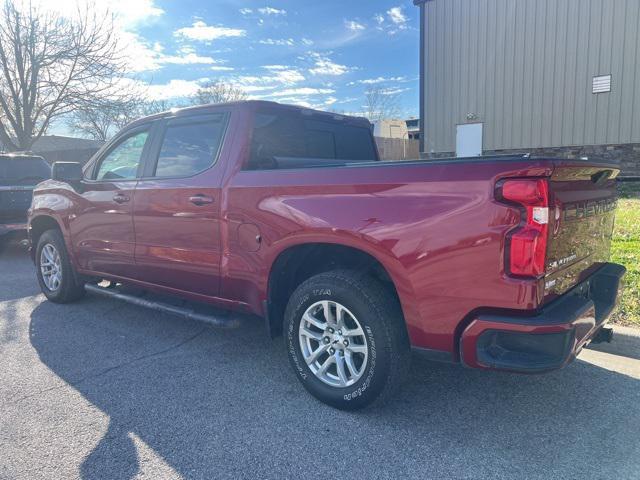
[0,153,51,250]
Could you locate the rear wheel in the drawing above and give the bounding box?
[284,270,410,410]
[35,229,85,303]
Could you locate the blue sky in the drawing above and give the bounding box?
[107,0,420,118]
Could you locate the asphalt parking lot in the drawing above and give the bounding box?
[1,244,639,480]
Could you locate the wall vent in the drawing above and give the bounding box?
[592,75,612,94]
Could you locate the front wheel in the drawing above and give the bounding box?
[284,270,410,410]
[35,229,85,303]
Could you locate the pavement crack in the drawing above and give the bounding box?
[2,327,207,408]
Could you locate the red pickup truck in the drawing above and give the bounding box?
[28,101,625,409]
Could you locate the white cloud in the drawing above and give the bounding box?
[387,7,408,26]
[272,70,305,83]
[210,66,235,71]
[175,21,246,41]
[273,98,314,108]
[262,65,290,70]
[239,8,253,14]
[25,0,168,73]
[234,68,305,88]
[120,37,223,72]
[301,38,314,46]
[27,0,164,27]
[380,87,410,95]
[269,87,335,97]
[374,14,385,25]
[146,79,202,100]
[345,20,365,32]
[259,38,295,46]
[258,7,286,15]
[161,53,218,65]
[309,54,349,76]
[348,76,407,85]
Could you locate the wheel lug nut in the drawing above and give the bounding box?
[328,328,334,334]
[329,347,335,354]
[323,337,330,344]
[343,339,349,346]
[338,330,342,335]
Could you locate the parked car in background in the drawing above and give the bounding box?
[0,153,51,251]
[27,101,625,409]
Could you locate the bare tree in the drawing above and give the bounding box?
[190,80,247,106]
[68,94,191,141]
[140,98,185,116]
[67,95,143,141]
[0,1,126,151]
[364,87,401,121]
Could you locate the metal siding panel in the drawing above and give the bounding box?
[485,0,500,150]
[478,0,489,149]
[571,0,591,145]
[425,2,437,152]
[618,0,638,143]
[540,0,558,148]
[502,0,517,149]
[443,0,455,152]
[561,0,579,146]
[468,0,480,122]
[433,1,447,152]
[494,0,508,149]
[511,0,526,149]
[631,0,640,142]
[584,0,602,145]
[607,0,627,144]
[521,0,535,148]
[451,0,463,142]
[551,0,568,147]
[595,0,615,145]
[530,0,547,148]
[460,0,471,132]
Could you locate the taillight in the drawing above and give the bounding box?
[498,178,549,278]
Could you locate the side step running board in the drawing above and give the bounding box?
[85,283,240,329]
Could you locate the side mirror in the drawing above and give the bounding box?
[52,162,83,183]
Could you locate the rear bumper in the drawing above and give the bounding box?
[460,263,626,373]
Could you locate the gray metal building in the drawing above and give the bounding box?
[414,0,640,175]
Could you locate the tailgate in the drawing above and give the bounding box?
[0,185,35,223]
[544,163,619,300]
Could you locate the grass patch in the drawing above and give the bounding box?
[611,195,640,326]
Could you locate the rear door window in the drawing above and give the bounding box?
[247,109,377,170]
[153,114,227,178]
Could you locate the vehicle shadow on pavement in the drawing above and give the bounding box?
[29,298,640,479]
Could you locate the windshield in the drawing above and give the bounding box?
[0,157,51,185]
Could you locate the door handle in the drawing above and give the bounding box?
[113,193,130,204]
[189,194,214,206]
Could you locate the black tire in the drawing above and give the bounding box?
[35,229,85,303]
[284,270,410,410]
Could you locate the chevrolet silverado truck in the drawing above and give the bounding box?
[28,101,625,409]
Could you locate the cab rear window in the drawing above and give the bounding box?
[246,109,377,170]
